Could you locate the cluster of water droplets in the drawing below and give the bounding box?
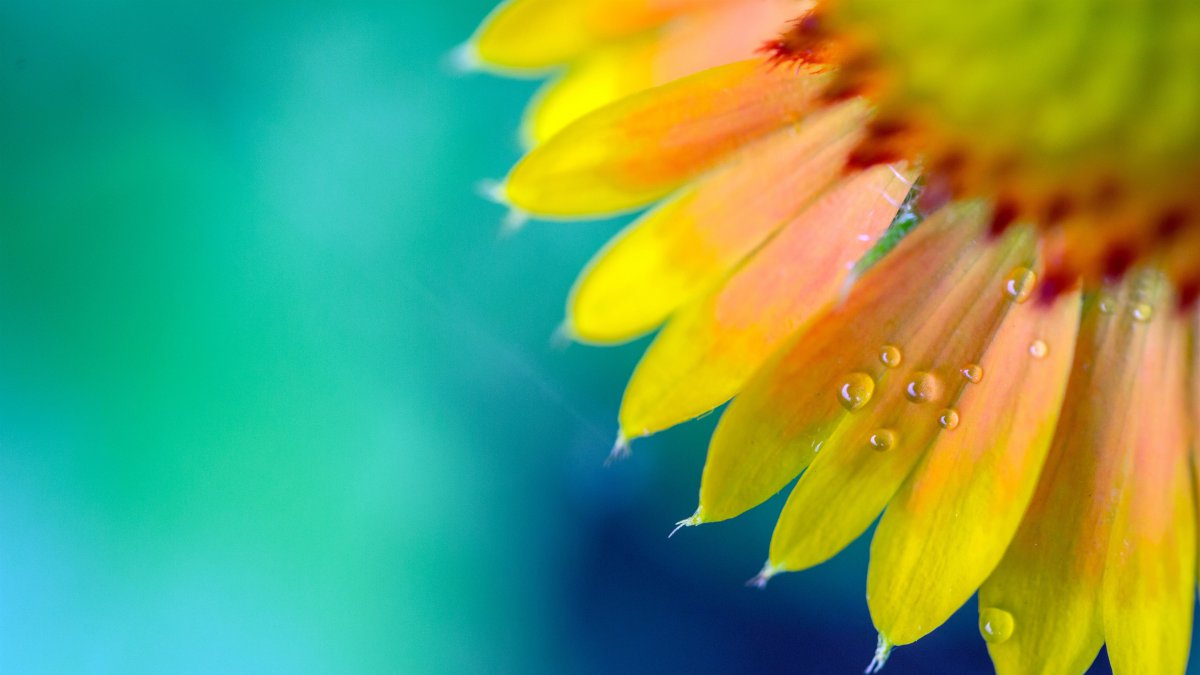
[1003,266,1057,358]
[833,343,989,453]
[830,263,1075,454]
[1099,295,1155,322]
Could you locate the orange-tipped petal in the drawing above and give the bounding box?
[1102,286,1195,675]
[866,285,1080,646]
[523,1,798,144]
[979,278,1165,675]
[1195,308,1200,586]
[617,161,910,435]
[694,203,1032,525]
[569,101,870,344]
[470,0,723,71]
[764,221,1045,573]
[503,59,830,216]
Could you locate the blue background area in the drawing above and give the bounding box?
[0,1,1160,672]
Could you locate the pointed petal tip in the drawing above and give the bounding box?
[477,180,529,236]
[864,634,895,674]
[446,41,482,74]
[668,509,704,538]
[549,321,576,350]
[604,431,631,467]
[498,209,529,237]
[477,178,511,206]
[745,561,779,589]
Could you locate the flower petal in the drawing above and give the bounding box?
[765,223,1043,573]
[503,60,830,216]
[979,280,1163,675]
[1102,286,1195,675]
[470,0,719,71]
[693,203,1033,525]
[866,285,1080,646]
[569,102,870,344]
[617,161,909,434]
[523,1,797,144]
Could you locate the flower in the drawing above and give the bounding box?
[465,1,1200,672]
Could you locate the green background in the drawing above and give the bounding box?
[0,1,1152,673]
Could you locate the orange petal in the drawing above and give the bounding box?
[617,161,909,435]
[979,278,1165,675]
[523,1,798,144]
[764,223,1045,574]
[1102,284,1195,675]
[866,284,1080,645]
[503,60,830,217]
[693,203,1034,526]
[569,101,870,344]
[1195,308,1200,586]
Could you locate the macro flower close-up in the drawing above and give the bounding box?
[5,0,1197,671]
[467,0,1200,673]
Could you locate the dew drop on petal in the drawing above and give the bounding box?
[868,429,897,452]
[1003,267,1036,303]
[1132,302,1154,323]
[1029,340,1048,359]
[1098,294,1116,314]
[961,364,984,383]
[938,408,960,430]
[837,373,876,411]
[979,608,1015,644]
[880,345,903,368]
[904,371,943,403]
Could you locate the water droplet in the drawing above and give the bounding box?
[961,364,984,383]
[979,608,1015,644]
[1004,267,1037,303]
[938,408,960,430]
[869,429,897,452]
[904,371,943,404]
[1132,302,1154,323]
[879,345,903,368]
[837,373,876,411]
[1098,294,1116,314]
[1029,340,1048,359]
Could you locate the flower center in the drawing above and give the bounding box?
[768,0,1200,302]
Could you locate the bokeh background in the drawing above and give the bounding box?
[0,1,1139,673]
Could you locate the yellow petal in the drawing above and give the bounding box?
[503,60,830,216]
[694,202,1029,525]
[471,0,720,71]
[471,0,599,71]
[569,101,870,344]
[523,1,797,144]
[765,222,1043,573]
[866,284,1080,646]
[1102,282,1195,675]
[979,281,1161,675]
[618,161,909,435]
[523,37,659,146]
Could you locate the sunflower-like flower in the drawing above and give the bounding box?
[464,1,1200,672]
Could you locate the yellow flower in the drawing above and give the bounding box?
[466,1,1200,672]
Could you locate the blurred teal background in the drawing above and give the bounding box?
[0,2,1129,673]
